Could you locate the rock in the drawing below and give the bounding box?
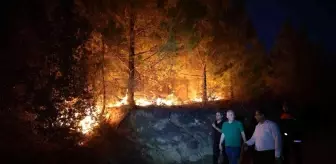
[118,107,216,164]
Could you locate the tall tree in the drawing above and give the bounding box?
[76,0,177,107]
[164,0,211,102]
[206,0,257,101]
[267,21,321,104]
[3,0,94,147]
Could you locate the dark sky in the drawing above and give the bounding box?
[245,0,336,53]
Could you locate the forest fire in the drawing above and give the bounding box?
[5,1,325,163]
[107,93,223,107]
[74,93,224,135]
[107,93,181,107]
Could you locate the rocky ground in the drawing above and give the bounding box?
[116,106,249,164]
[117,109,213,164]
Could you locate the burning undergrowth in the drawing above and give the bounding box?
[55,92,224,138]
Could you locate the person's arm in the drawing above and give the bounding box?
[219,133,225,150]
[219,124,225,150]
[241,132,247,143]
[270,122,282,158]
[239,122,247,143]
[245,126,257,146]
[212,122,221,133]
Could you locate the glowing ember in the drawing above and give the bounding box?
[192,97,203,102]
[105,108,127,125]
[156,98,172,106]
[79,115,98,134]
[136,98,153,106]
[108,93,223,107]
[109,93,183,107]
[110,95,128,107]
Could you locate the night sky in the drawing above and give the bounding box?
[2,0,335,55]
[246,0,336,53]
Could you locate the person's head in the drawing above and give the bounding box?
[215,112,223,121]
[255,109,267,123]
[226,110,235,121]
[282,102,288,112]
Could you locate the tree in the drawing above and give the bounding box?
[38,0,93,140]
[2,0,95,149]
[76,0,184,107]
[267,21,322,104]
[188,35,214,103]
[161,0,211,102]
[238,40,268,101]
[205,0,258,101]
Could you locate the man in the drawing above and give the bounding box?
[244,109,282,164]
[219,110,247,164]
[212,112,229,164]
[280,102,294,120]
[279,102,302,164]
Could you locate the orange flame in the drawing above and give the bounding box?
[58,92,224,135]
[79,115,99,134]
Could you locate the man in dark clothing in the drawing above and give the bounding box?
[280,102,294,120]
[212,112,229,164]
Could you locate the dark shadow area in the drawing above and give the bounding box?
[87,122,149,164]
[0,111,148,164]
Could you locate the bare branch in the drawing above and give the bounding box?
[149,53,168,68]
[107,10,127,27]
[108,54,130,71]
[179,73,202,77]
[146,45,184,68]
[141,49,161,62]
[135,28,146,35]
[135,45,158,56]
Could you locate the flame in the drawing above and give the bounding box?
[57,92,224,136]
[137,98,154,106]
[109,93,223,107]
[79,115,98,134]
[192,97,203,102]
[109,93,182,107]
[110,95,128,107]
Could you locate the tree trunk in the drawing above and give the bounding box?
[197,47,208,104]
[202,63,208,104]
[127,6,136,107]
[101,39,106,120]
[230,71,234,100]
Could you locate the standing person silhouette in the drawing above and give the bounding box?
[212,112,229,164]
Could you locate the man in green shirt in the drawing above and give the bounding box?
[219,110,247,164]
